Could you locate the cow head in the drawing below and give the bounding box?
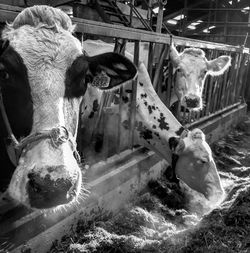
[170,45,231,110]
[169,128,224,204]
[0,6,136,209]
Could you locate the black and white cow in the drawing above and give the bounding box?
[0,6,137,209]
[81,40,225,206]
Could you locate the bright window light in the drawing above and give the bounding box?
[153,7,166,14]
[209,25,216,29]
[187,25,196,30]
[173,14,185,20]
[229,0,232,4]
[153,7,159,14]
[203,28,210,33]
[167,19,178,25]
[241,6,250,13]
[190,20,203,26]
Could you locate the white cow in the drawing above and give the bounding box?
[94,40,231,110]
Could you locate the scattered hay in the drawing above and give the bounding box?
[49,120,250,253]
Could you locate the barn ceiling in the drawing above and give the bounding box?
[0,0,249,47]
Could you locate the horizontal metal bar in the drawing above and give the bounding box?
[185,8,250,11]
[186,102,243,129]
[0,4,247,52]
[188,34,250,37]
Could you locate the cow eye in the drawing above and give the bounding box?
[197,159,207,164]
[0,69,9,80]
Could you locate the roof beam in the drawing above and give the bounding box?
[163,0,208,22]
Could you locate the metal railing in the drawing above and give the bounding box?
[0,4,249,164]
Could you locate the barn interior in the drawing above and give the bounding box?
[0,1,250,253]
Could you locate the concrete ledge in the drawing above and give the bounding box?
[196,103,247,144]
[0,148,167,253]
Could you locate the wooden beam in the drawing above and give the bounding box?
[163,0,207,21]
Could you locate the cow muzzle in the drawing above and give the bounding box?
[7,126,83,209]
[183,95,201,109]
[27,166,81,209]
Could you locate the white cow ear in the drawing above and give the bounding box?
[207,55,231,76]
[87,52,137,91]
[169,44,180,67]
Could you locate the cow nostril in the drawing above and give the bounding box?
[185,97,200,108]
[27,169,79,209]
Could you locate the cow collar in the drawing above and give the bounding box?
[0,80,80,167]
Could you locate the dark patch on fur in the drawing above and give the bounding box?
[152,125,156,129]
[154,132,160,139]
[122,96,129,103]
[93,99,99,112]
[175,126,185,136]
[157,113,169,131]
[88,99,99,118]
[136,121,153,141]
[88,111,94,118]
[139,82,143,86]
[140,93,147,99]
[148,105,152,114]
[144,101,148,106]
[122,120,129,129]
[169,137,180,151]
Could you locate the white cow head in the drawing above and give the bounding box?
[169,128,224,203]
[0,6,136,209]
[170,45,231,110]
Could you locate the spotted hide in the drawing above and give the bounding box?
[0,6,137,209]
[81,40,224,204]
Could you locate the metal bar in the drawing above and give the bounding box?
[0,4,246,52]
[220,51,230,109]
[205,50,216,115]
[184,8,250,11]
[166,46,173,108]
[186,102,242,129]
[147,42,154,79]
[129,40,139,149]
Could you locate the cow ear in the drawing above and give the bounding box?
[65,52,137,97]
[207,55,231,76]
[169,44,180,67]
[87,52,137,90]
[169,136,185,154]
[0,39,9,55]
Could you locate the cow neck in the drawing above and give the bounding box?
[134,63,184,162]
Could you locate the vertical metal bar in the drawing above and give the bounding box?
[129,40,140,149]
[205,50,216,115]
[241,55,250,101]
[224,11,228,43]
[165,44,172,108]
[116,85,123,154]
[147,42,154,79]
[232,53,243,104]
[130,0,134,26]
[219,50,229,109]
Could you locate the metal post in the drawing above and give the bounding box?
[129,40,139,149]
